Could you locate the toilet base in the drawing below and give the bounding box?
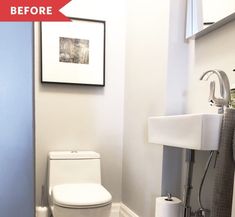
[53,203,112,217]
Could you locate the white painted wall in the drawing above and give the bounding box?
[35,0,126,205]
[122,0,170,214]
[122,0,190,216]
[163,0,189,199]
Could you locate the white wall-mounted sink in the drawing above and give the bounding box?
[148,114,223,150]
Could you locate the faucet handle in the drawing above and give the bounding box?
[209,81,216,105]
[209,81,227,109]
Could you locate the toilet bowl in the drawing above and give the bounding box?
[48,151,112,217]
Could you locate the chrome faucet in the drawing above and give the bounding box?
[200,69,231,113]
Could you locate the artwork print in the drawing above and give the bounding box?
[59,37,89,64]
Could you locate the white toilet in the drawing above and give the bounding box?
[48,151,112,217]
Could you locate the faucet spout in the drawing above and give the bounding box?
[200,69,231,112]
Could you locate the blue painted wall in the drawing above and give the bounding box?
[0,23,34,217]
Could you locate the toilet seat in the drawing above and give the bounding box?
[52,183,112,208]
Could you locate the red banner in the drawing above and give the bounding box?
[0,0,71,21]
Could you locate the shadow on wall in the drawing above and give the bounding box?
[39,82,105,96]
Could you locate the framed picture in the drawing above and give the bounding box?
[41,17,105,86]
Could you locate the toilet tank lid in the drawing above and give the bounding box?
[48,151,100,160]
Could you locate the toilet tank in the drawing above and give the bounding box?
[48,151,101,190]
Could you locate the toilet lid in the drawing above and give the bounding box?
[52,183,112,208]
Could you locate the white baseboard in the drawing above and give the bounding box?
[112,203,139,217]
[111,203,121,217]
[120,203,139,217]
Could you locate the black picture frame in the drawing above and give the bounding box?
[41,17,106,86]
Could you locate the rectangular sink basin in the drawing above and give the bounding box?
[148,114,223,150]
